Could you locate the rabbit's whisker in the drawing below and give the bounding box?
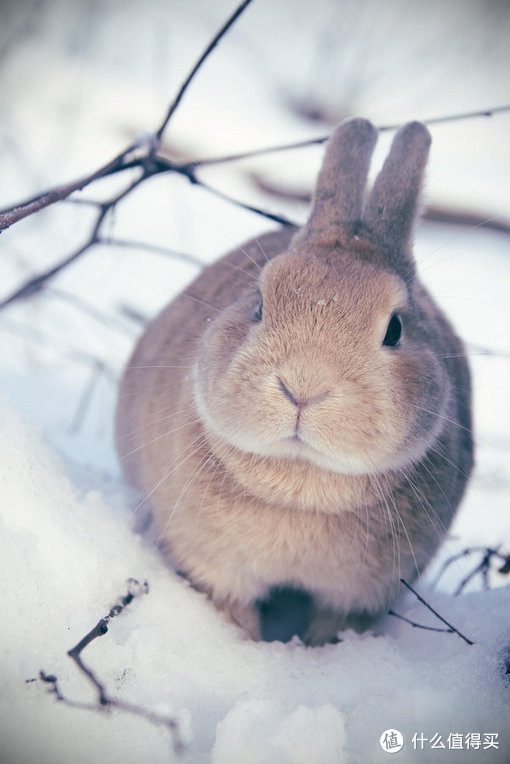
[131,432,210,523]
[117,405,200,443]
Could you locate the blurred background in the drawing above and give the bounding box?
[0,0,509,580]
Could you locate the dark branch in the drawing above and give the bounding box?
[1,0,508,315]
[0,317,119,376]
[39,579,185,754]
[98,236,205,268]
[69,361,107,434]
[39,671,185,753]
[432,546,510,594]
[2,103,508,235]
[0,173,146,310]
[66,578,149,704]
[155,0,255,142]
[0,160,292,311]
[190,104,510,167]
[399,578,473,645]
[0,145,143,232]
[0,0,257,234]
[45,287,137,335]
[188,175,296,227]
[388,609,455,634]
[0,240,98,309]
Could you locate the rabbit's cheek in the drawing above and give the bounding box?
[391,351,451,461]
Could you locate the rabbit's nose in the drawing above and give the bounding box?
[278,378,328,409]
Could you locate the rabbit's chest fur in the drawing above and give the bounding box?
[135,383,443,614]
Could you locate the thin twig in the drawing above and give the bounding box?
[2,103,508,234]
[0,2,509,315]
[66,579,150,701]
[454,550,493,596]
[149,156,297,225]
[0,162,292,311]
[0,145,142,232]
[39,671,185,750]
[0,3,259,310]
[155,0,255,142]
[65,579,149,705]
[432,546,510,593]
[69,361,105,434]
[0,317,119,376]
[117,303,150,325]
[388,609,455,634]
[399,578,474,645]
[98,236,205,268]
[189,175,296,226]
[45,287,136,335]
[39,579,185,753]
[0,173,145,309]
[190,104,510,167]
[432,546,510,595]
[0,0,256,231]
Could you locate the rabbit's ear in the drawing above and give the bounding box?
[296,118,378,244]
[363,122,431,254]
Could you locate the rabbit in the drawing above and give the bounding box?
[116,118,473,646]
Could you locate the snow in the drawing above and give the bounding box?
[1,1,510,762]
[1,405,509,764]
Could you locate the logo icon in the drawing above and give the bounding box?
[380,729,404,754]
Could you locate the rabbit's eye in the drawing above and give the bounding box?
[253,298,263,322]
[382,313,402,347]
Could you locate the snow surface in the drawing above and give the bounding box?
[1,405,510,764]
[1,1,509,762]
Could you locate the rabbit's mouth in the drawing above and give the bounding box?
[279,433,361,472]
[283,433,315,452]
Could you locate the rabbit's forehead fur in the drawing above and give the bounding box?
[260,251,408,332]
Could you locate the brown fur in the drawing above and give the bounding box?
[116,119,473,645]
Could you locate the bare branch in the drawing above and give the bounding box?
[399,578,474,645]
[0,0,257,232]
[39,671,185,752]
[155,0,255,142]
[117,303,150,326]
[99,236,205,268]
[190,104,510,167]
[151,156,297,225]
[69,361,107,434]
[65,579,149,704]
[0,0,508,318]
[0,317,118,375]
[1,102,508,237]
[39,579,186,754]
[0,240,97,309]
[250,174,510,235]
[0,173,146,309]
[189,176,296,227]
[0,146,142,232]
[45,287,137,335]
[432,546,510,594]
[388,609,455,634]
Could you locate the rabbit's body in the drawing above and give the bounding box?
[116,120,473,644]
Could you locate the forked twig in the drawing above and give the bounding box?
[0,0,256,311]
[388,609,456,635]
[397,578,474,645]
[39,579,186,754]
[432,546,510,595]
